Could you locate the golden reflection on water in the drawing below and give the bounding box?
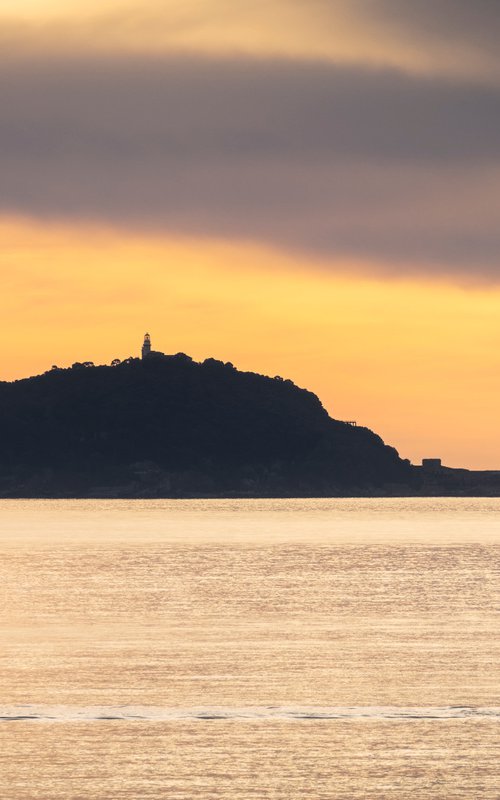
[1,499,499,798]
[2,720,499,799]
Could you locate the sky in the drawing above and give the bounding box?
[2,0,500,468]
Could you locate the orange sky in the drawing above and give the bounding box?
[2,217,500,469]
[2,1,500,470]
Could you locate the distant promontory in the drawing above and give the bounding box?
[0,351,415,498]
[1,349,499,497]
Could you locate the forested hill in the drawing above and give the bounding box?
[0,354,414,497]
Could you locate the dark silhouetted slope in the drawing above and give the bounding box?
[0,355,414,497]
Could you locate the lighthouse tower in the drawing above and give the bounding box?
[141,332,151,359]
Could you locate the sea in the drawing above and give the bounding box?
[1,498,499,798]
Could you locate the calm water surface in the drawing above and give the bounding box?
[1,498,499,798]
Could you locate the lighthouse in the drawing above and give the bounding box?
[141,332,151,359]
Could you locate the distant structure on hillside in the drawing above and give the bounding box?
[141,333,151,359]
[422,458,442,472]
[141,332,164,359]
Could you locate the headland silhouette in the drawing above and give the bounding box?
[0,335,498,497]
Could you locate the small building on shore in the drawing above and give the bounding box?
[422,458,442,472]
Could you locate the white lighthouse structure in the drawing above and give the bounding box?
[141,332,151,359]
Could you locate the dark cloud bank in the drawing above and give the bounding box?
[1,52,499,278]
[364,0,500,61]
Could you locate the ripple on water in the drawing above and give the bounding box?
[1,705,500,723]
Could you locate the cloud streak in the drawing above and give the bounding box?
[1,53,499,278]
[3,0,500,82]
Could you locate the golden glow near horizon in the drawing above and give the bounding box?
[2,218,500,470]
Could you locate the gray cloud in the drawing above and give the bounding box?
[1,53,499,277]
[339,0,500,82]
[367,0,500,53]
